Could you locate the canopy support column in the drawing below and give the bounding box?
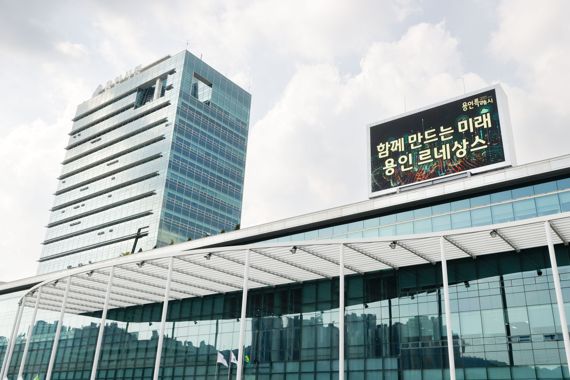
[440,237,456,380]
[236,249,251,380]
[545,221,570,367]
[46,276,71,380]
[153,257,175,380]
[0,300,24,380]
[17,288,43,380]
[339,244,345,380]
[90,267,115,380]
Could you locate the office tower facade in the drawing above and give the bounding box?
[38,51,251,274]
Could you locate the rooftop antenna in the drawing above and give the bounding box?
[186,40,190,51]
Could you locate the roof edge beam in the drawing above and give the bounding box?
[118,265,201,298]
[212,253,302,283]
[490,229,520,253]
[250,248,332,279]
[176,256,273,287]
[65,276,152,307]
[40,286,125,310]
[394,241,435,265]
[296,246,364,274]
[549,222,569,246]
[86,270,167,303]
[35,294,94,314]
[146,261,239,293]
[343,243,398,269]
[443,236,476,259]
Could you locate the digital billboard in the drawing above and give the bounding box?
[369,86,514,196]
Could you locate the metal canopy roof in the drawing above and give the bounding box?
[21,213,570,315]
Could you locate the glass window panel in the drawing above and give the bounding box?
[459,311,483,337]
[380,225,396,236]
[397,210,414,222]
[559,191,570,212]
[413,219,431,234]
[290,232,304,241]
[528,304,555,335]
[319,227,333,238]
[363,217,380,228]
[380,214,397,226]
[512,185,534,199]
[471,207,492,227]
[333,224,348,236]
[525,290,551,306]
[535,195,560,216]
[512,350,535,366]
[535,349,563,366]
[486,367,511,379]
[534,180,557,195]
[470,195,490,208]
[481,309,505,336]
[491,190,512,204]
[451,199,470,212]
[305,230,318,240]
[513,199,537,220]
[507,307,531,335]
[432,203,451,215]
[451,211,471,229]
[347,231,363,239]
[432,215,451,231]
[414,207,431,219]
[557,178,570,191]
[396,222,413,235]
[348,220,364,231]
[479,294,502,310]
[362,228,379,238]
[511,366,536,379]
[491,203,514,223]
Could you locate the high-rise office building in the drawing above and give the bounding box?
[38,50,251,274]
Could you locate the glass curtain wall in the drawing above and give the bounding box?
[3,245,570,379]
[268,178,570,244]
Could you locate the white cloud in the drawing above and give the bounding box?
[241,22,487,227]
[489,0,570,162]
[1,0,569,282]
[55,41,88,58]
[0,117,69,281]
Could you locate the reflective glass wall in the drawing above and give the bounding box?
[267,177,570,244]
[158,52,251,245]
[4,245,570,379]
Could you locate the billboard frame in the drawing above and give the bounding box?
[366,84,516,199]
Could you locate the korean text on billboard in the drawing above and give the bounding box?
[370,89,506,193]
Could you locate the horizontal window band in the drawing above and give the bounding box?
[59,135,165,180]
[51,172,159,211]
[43,210,153,245]
[47,191,157,227]
[71,102,134,135]
[67,100,170,150]
[63,118,167,164]
[71,68,175,121]
[55,154,162,196]
[39,231,149,263]
[73,91,136,122]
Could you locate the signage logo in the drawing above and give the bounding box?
[92,65,142,97]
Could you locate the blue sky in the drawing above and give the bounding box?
[0,0,569,281]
